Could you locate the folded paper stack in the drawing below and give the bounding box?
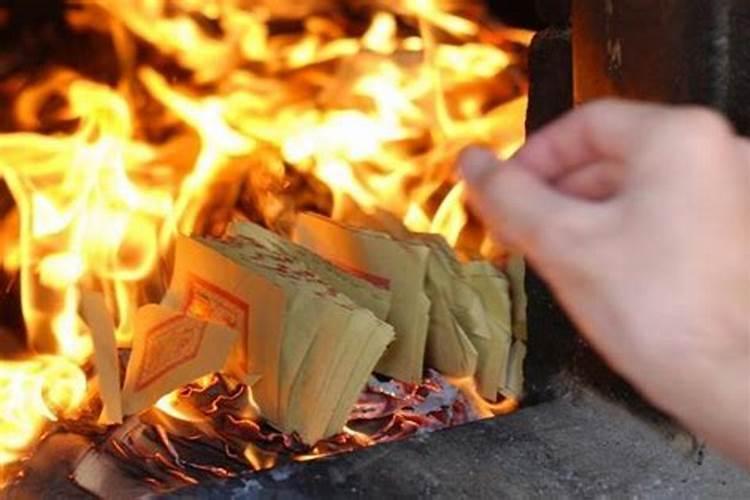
[81,214,525,446]
[293,212,431,383]
[162,221,395,443]
[294,212,524,401]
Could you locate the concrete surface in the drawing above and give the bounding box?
[172,389,750,499]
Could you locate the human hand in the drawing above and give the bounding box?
[459,100,750,468]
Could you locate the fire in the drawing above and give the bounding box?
[0,0,529,472]
[0,356,86,465]
[446,376,519,419]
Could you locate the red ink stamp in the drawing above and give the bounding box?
[328,259,392,290]
[135,315,206,390]
[184,274,250,360]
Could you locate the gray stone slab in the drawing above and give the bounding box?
[172,390,750,499]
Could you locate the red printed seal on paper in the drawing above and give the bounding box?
[183,274,250,359]
[327,258,391,290]
[135,315,206,390]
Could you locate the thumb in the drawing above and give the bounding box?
[459,146,589,255]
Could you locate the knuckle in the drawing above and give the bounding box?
[519,220,552,253]
[555,204,613,240]
[668,107,733,138]
[686,107,732,132]
[579,99,623,122]
[550,208,586,237]
[528,206,581,249]
[582,98,625,112]
[642,108,735,165]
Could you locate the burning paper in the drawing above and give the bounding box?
[230,222,392,321]
[80,291,123,424]
[164,221,395,443]
[417,234,516,401]
[0,0,532,477]
[121,304,237,416]
[495,255,527,399]
[419,233,481,378]
[296,212,519,401]
[293,212,431,383]
[462,261,514,400]
[503,340,527,399]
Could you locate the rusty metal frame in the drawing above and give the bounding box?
[573,0,750,134]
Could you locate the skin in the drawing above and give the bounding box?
[458,99,750,469]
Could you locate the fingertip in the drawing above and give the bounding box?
[458,146,501,184]
[464,163,580,253]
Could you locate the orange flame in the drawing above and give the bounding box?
[0,0,530,469]
[446,376,519,419]
[0,356,86,465]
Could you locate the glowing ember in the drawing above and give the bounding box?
[0,0,529,483]
[104,371,485,491]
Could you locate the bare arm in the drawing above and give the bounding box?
[459,99,750,469]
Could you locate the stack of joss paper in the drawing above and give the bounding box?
[82,213,525,445]
[84,221,395,444]
[293,212,432,383]
[162,222,395,443]
[293,212,526,401]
